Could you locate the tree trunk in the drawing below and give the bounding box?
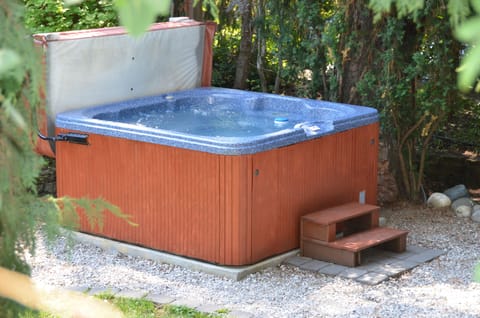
[337,0,374,104]
[255,0,268,92]
[182,0,203,20]
[233,1,253,90]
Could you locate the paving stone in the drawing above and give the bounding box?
[171,298,203,308]
[284,256,312,267]
[405,249,444,263]
[318,264,349,276]
[355,272,389,285]
[371,262,410,276]
[338,268,368,279]
[358,261,385,272]
[283,244,440,285]
[228,310,255,318]
[406,245,431,254]
[196,304,227,314]
[145,293,175,304]
[65,286,89,293]
[115,290,148,299]
[299,259,330,272]
[387,259,420,272]
[87,287,119,295]
[386,249,419,260]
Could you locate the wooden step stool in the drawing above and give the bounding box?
[300,202,408,267]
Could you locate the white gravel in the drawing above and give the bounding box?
[28,205,480,317]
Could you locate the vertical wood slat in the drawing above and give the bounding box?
[56,123,378,265]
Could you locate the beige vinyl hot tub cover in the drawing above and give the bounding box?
[33,20,216,157]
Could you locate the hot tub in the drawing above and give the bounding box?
[56,87,379,265]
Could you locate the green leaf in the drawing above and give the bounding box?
[457,44,480,92]
[395,0,424,19]
[454,16,480,42]
[113,0,171,37]
[0,49,20,77]
[447,0,470,27]
[369,0,395,22]
[3,98,27,131]
[473,0,480,14]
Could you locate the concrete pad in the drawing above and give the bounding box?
[299,259,330,272]
[405,249,444,263]
[355,272,389,285]
[87,287,119,295]
[318,264,349,276]
[196,304,228,314]
[406,245,431,254]
[171,298,203,308]
[145,293,175,304]
[338,268,368,279]
[284,255,311,267]
[115,290,148,299]
[65,286,89,293]
[370,262,410,276]
[287,244,443,285]
[71,231,299,281]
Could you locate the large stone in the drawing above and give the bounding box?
[472,207,480,223]
[427,192,451,208]
[455,205,472,218]
[473,205,480,214]
[451,197,474,210]
[451,198,474,218]
[443,184,469,201]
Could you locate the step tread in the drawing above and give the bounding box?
[303,227,408,252]
[302,202,379,225]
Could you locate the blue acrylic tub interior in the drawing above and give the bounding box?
[56,87,378,155]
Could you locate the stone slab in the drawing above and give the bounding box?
[355,272,389,285]
[145,293,175,305]
[171,298,203,308]
[298,259,330,272]
[319,264,350,276]
[284,256,311,267]
[115,290,148,299]
[338,268,369,279]
[196,304,228,314]
[405,249,444,263]
[288,244,444,285]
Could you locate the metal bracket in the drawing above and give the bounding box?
[38,131,89,145]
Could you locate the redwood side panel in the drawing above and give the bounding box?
[56,123,378,266]
[250,123,378,262]
[218,156,253,265]
[56,130,225,264]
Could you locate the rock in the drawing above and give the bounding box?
[451,198,474,217]
[451,197,474,210]
[473,205,480,214]
[472,207,480,223]
[427,193,451,208]
[443,184,469,201]
[455,205,472,217]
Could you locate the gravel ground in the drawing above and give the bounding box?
[28,205,480,318]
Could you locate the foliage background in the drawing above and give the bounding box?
[2,1,480,315]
